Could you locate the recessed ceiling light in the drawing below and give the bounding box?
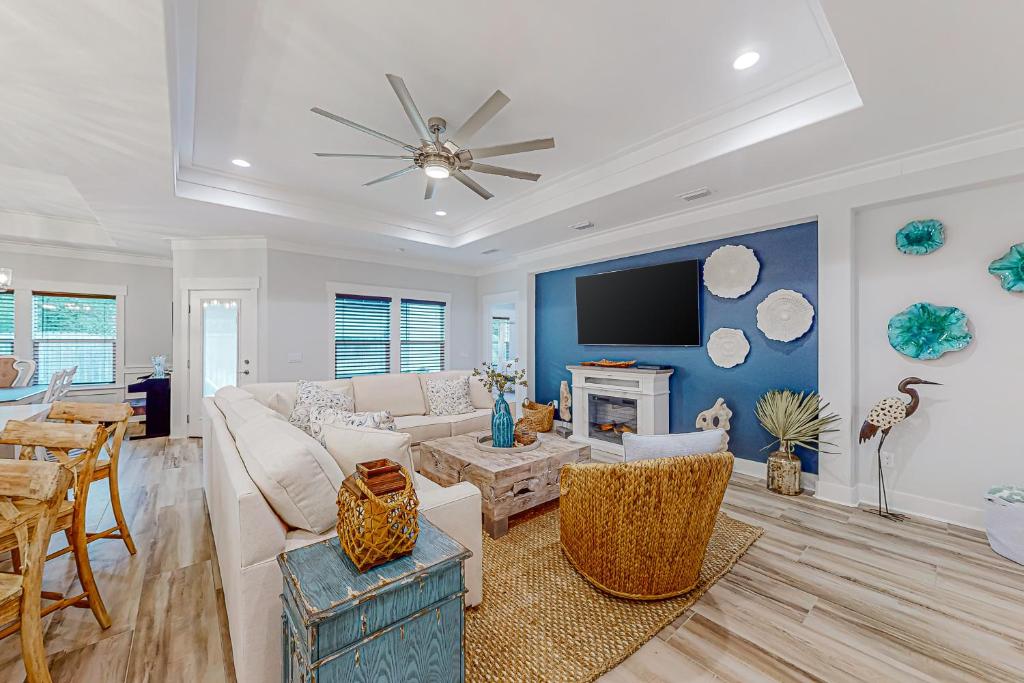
[231,158,251,168]
[434,210,447,217]
[733,51,760,70]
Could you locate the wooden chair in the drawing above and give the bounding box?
[54,367,76,400]
[0,460,72,683]
[559,451,734,600]
[12,359,37,388]
[0,421,112,636]
[47,401,137,554]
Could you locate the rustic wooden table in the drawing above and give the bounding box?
[419,430,591,538]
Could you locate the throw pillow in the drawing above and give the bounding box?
[425,376,475,416]
[319,423,417,490]
[308,405,396,442]
[621,429,726,462]
[289,380,355,435]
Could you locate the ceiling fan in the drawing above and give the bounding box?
[311,74,554,201]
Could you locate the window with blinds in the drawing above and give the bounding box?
[32,293,117,384]
[335,294,391,378]
[400,299,446,373]
[0,291,12,356]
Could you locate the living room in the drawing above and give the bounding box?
[1,1,1023,681]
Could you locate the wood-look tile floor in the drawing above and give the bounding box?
[1,438,1022,682]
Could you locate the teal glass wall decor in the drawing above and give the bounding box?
[887,302,972,360]
[988,243,1024,292]
[895,219,945,255]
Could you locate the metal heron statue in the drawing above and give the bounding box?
[859,377,941,521]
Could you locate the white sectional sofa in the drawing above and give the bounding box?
[202,370,489,683]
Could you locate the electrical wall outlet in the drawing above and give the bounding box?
[880,451,895,468]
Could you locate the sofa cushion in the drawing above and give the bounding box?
[233,416,343,533]
[245,379,353,415]
[621,430,726,462]
[448,409,492,436]
[351,374,426,416]
[393,414,452,444]
[425,376,475,416]
[289,380,355,435]
[319,423,416,486]
[308,406,396,442]
[214,385,255,403]
[215,396,284,436]
[418,371,492,410]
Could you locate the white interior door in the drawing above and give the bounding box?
[187,289,257,437]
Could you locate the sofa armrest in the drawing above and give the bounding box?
[418,481,483,607]
[203,399,288,569]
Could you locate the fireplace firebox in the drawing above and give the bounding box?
[587,394,638,445]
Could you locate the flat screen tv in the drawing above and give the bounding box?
[575,259,701,346]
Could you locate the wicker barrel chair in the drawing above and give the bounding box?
[559,451,734,600]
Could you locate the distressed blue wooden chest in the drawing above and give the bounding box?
[278,517,471,683]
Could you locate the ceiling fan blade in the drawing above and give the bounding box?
[452,170,494,200]
[314,153,415,159]
[448,90,510,148]
[424,177,436,200]
[464,162,540,182]
[385,74,433,145]
[363,165,418,187]
[311,107,418,152]
[469,138,555,159]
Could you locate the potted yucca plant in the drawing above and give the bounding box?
[755,389,840,495]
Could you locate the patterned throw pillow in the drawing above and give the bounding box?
[308,405,396,443]
[425,376,475,416]
[289,380,355,435]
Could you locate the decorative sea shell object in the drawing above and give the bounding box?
[696,398,733,448]
[558,380,572,422]
[703,245,760,298]
[988,243,1024,292]
[887,302,972,360]
[756,289,815,342]
[707,328,750,368]
[896,219,945,255]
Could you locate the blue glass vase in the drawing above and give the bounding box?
[491,393,515,448]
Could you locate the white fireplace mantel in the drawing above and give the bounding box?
[566,365,674,459]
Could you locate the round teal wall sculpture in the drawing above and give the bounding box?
[887,302,972,360]
[988,243,1024,292]
[895,219,945,255]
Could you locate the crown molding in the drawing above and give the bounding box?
[0,239,172,268]
[477,121,1024,277]
[170,236,268,251]
[265,239,478,277]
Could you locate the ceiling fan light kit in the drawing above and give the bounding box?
[312,74,554,201]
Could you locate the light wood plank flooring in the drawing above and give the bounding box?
[1,438,1022,682]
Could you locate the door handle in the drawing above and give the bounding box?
[241,370,250,375]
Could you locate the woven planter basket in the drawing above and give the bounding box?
[520,399,555,432]
[336,466,419,573]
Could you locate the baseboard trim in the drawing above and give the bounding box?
[815,481,859,507]
[856,483,985,530]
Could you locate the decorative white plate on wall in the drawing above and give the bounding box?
[756,289,814,342]
[703,245,760,298]
[707,328,750,368]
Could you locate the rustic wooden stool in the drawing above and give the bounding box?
[0,459,72,683]
[47,401,137,555]
[0,420,113,635]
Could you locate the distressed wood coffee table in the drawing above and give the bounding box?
[419,430,591,538]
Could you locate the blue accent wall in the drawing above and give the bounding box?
[534,221,820,472]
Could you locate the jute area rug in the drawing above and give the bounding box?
[465,509,763,683]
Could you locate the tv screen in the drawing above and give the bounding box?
[575,260,701,346]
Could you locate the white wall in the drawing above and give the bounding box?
[266,248,478,381]
[855,180,1024,526]
[0,248,172,368]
